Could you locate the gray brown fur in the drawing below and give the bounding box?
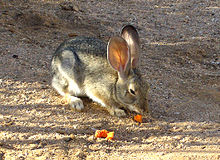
[51,25,149,117]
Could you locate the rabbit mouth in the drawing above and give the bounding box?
[127,105,143,114]
[118,105,142,115]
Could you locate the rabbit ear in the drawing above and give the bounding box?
[107,36,131,79]
[121,25,140,68]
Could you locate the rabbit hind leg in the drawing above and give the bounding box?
[52,74,68,96]
[52,74,84,111]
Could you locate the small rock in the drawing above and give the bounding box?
[96,138,106,143]
[29,143,39,150]
[89,143,102,151]
[63,137,72,142]
[88,135,94,142]
[56,129,65,134]
[187,125,192,129]
[73,5,80,12]
[75,150,86,159]
[70,134,75,139]
[63,134,75,142]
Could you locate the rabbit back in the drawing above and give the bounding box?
[51,36,117,97]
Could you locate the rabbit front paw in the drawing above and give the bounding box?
[113,108,127,117]
[69,96,84,111]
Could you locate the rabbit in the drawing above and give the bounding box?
[51,25,149,117]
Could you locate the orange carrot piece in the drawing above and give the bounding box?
[95,130,109,138]
[106,132,114,140]
[134,114,142,123]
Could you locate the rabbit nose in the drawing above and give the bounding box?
[137,108,144,114]
[128,104,143,114]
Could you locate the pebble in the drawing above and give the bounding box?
[187,125,192,129]
[89,143,102,151]
[87,135,95,142]
[73,5,80,12]
[55,129,65,134]
[70,134,75,139]
[75,150,86,159]
[63,137,72,142]
[63,134,75,143]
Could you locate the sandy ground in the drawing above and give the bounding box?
[0,0,219,159]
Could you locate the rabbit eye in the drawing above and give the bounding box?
[129,89,136,95]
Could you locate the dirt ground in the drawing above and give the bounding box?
[0,0,219,159]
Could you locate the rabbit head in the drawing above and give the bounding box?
[107,25,149,114]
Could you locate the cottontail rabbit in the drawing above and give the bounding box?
[51,25,149,117]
